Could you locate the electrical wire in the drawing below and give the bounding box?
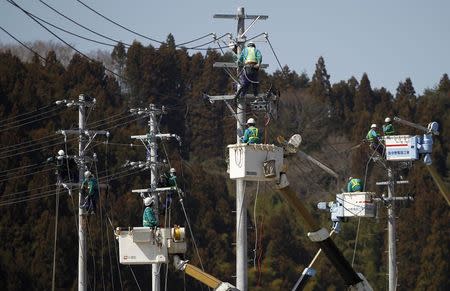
[51,183,60,291]
[39,0,132,47]
[0,106,63,132]
[0,167,54,184]
[0,189,61,207]
[75,0,218,50]
[0,25,46,61]
[74,0,164,44]
[0,135,62,155]
[6,0,128,81]
[0,102,54,124]
[0,162,46,174]
[0,133,60,152]
[24,9,120,48]
[0,138,76,160]
[128,266,142,291]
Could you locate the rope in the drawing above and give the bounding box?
[51,183,60,291]
[351,217,361,267]
[94,160,106,291]
[128,266,142,291]
[252,181,260,269]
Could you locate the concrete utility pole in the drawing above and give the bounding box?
[376,169,412,291]
[149,104,160,291]
[57,94,108,291]
[129,104,181,291]
[387,168,397,291]
[214,7,268,291]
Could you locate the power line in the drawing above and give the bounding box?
[0,133,59,151]
[39,0,132,47]
[0,138,76,160]
[0,102,54,124]
[12,4,120,48]
[1,135,62,155]
[0,107,64,133]
[6,0,129,81]
[0,25,47,61]
[74,0,164,44]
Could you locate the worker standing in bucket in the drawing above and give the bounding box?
[383,117,395,135]
[143,197,158,227]
[242,118,261,144]
[366,123,383,154]
[347,177,363,192]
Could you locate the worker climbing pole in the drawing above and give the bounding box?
[55,94,109,291]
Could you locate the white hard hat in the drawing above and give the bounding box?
[84,171,92,178]
[385,117,391,123]
[247,41,255,47]
[348,177,353,181]
[170,168,176,173]
[370,124,377,128]
[58,149,65,156]
[247,118,256,125]
[144,197,154,206]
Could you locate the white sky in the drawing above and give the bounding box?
[1,0,449,94]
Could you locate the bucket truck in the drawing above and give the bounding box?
[227,137,373,290]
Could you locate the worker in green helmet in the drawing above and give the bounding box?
[347,177,363,192]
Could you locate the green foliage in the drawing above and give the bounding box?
[0,45,448,291]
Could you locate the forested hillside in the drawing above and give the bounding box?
[0,37,448,290]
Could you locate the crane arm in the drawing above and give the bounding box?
[393,116,439,135]
[276,174,373,290]
[173,255,238,291]
[426,165,450,206]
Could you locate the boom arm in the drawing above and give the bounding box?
[276,173,373,290]
[393,116,439,135]
[426,165,450,206]
[173,255,238,291]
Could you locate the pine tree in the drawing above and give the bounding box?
[310,56,331,100]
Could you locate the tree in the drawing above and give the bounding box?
[394,77,416,119]
[111,42,127,90]
[310,56,331,100]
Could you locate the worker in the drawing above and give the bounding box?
[236,41,262,98]
[80,170,99,214]
[347,177,363,192]
[164,167,177,210]
[383,117,395,135]
[241,118,261,144]
[366,123,382,154]
[143,196,158,227]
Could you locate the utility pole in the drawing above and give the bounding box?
[56,94,109,291]
[387,168,396,291]
[149,104,160,291]
[376,168,412,291]
[213,7,268,291]
[129,104,181,291]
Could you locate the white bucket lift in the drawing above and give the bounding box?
[228,143,283,181]
[335,192,376,218]
[115,226,187,265]
[384,135,418,161]
[318,191,376,232]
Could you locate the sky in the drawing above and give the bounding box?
[0,0,449,94]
